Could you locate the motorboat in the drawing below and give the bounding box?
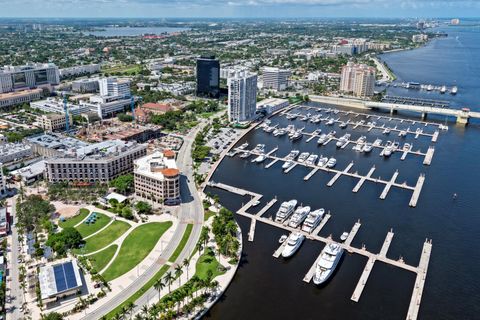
[275,200,298,222]
[285,150,300,160]
[305,154,319,166]
[403,143,412,151]
[312,242,344,285]
[440,85,447,94]
[317,156,329,167]
[326,119,335,126]
[289,206,311,228]
[398,130,407,138]
[286,113,298,120]
[252,200,261,207]
[363,143,373,153]
[290,131,303,141]
[426,84,433,91]
[339,122,348,129]
[281,232,305,258]
[253,144,265,152]
[415,128,423,135]
[317,134,328,144]
[383,141,393,157]
[326,158,337,168]
[312,129,322,135]
[340,232,349,241]
[282,160,295,171]
[392,141,400,151]
[302,209,325,233]
[298,152,310,163]
[373,138,382,147]
[328,130,337,137]
[240,151,250,158]
[451,86,458,95]
[238,142,248,150]
[383,128,391,135]
[336,134,350,148]
[252,154,266,163]
[279,235,288,244]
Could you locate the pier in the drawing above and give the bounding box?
[352,166,376,193]
[409,174,426,207]
[248,219,256,242]
[256,198,278,217]
[379,170,399,200]
[423,147,435,165]
[327,162,354,187]
[312,213,331,235]
[304,168,319,181]
[207,182,432,320]
[265,159,279,169]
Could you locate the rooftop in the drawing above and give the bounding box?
[134,150,178,180]
[39,260,83,299]
[26,133,89,152]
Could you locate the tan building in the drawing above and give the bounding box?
[134,150,180,207]
[340,62,376,97]
[0,89,42,109]
[37,114,72,132]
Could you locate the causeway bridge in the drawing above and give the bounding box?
[310,95,480,125]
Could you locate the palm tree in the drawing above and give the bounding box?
[126,301,136,319]
[182,258,190,279]
[153,278,165,301]
[175,265,183,287]
[164,271,174,293]
[195,242,203,256]
[141,304,149,317]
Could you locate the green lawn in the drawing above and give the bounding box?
[168,224,193,263]
[74,220,131,254]
[88,245,118,273]
[59,208,90,229]
[102,64,142,75]
[195,247,225,280]
[204,210,216,222]
[75,212,111,238]
[105,265,169,319]
[102,222,172,281]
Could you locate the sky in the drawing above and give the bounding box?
[0,0,479,18]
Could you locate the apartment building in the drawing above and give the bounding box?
[340,62,376,97]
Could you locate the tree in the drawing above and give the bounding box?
[175,265,183,287]
[182,258,190,279]
[117,113,134,122]
[46,227,83,255]
[135,201,152,215]
[164,271,174,293]
[121,207,134,220]
[16,195,55,232]
[109,174,134,194]
[153,278,165,301]
[41,312,64,320]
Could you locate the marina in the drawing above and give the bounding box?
[207,182,432,320]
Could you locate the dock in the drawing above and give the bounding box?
[304,168,319,181]
[265,159,279,169]
[248,219,256,242]
[423,147,435,165]
[327,162,354,187]
[256,198,278,217]
[312,213,331,235]
[409,174,426,207]
[431,131,439,143]
[303,250,327,283]
[207,182,433,320]
[352,166,376,193]
[306,135,316,143]
[379,170,399,200]
[284,163,297,173]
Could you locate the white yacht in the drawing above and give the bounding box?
[339,122,348,129]
[238,142,249,150]
[340,232,349,241]
[317,156,329,167]
[285,150,300,160]
[286,113,298,120]
[253,144,265,152]
[312,129,322,136]
[240,151,250,158]
[263,125,275,133]
[383,128,391,135]
[363,143,373,153]
[392,141,400,151]
[440,85,447,94]
[326,158,337,168]
[298,152,310,163]
[282,160,295,171]
[373,138,382,147]
[317,134,328,144]
[383,141,393,157]
[326,119,335,126]
[288,206,311,228]
[312,242,344,285]
[252,154,266,163]
[305,154,318,166]
[281,232,305,258]
[275,200,298,222]
[336,134,350,148]
[290,131,303,141]
[302,209,325,233]
[451,86,458,95]
[398,130,407,138]
[403,143,412,151]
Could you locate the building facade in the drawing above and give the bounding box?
[0,63,59,93]
[37,114,72,132]
[196,56,220,98]
[30,98,91,116]
[59,64,101,78]
[340,62,376,97]
[45,140,147,183]
[0,89,42,109]
[134,150,181,207]
[227,71,258,123]
[0,143,32,164]
[262,67,291,91]
[72,78,99,93]
[99,77,131,97]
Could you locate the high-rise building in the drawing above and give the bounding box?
[0,63,59,93]
[340,62,376,97]
[99,77,131,97]
[227,71,258,122]
[196,56,220,98]
[262,67,291,91]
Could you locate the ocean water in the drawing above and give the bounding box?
[204,23,480,320]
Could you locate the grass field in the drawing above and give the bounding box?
[195,247,225,280]
[102,64,142,75]
[59,208,90,229]
[168,223,193,263]
[102,222,172,281]
[74,220,131,254]
[75,212,111,238]
[88,245,118,273]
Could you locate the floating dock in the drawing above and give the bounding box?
[409,174,426,207]
[265,159,279,169]
[352,166,376,193]
[327,162,354,187]
[256,198,278,217]
[304,168,319,181]
[312,213,331,235]
[423,147,435,165]
[248,219,256,242]
[344,220,361,246]
[379,170,399,200]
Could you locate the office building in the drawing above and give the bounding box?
[72,78,99,93]
[340,62,376,97]
[30,98,91,116]
[227,71,258,122]
[196,56,220,98]
[39,260,83,304]
[412,34,429,43]
[256,98,289,114]
[134,150,181,207]
[59,64,101,78]
[262,67,291,91]
[99,77,131,97]
[88,95,135,119]
[37,114,72,132]
[0,143,32,164]
[0,163,6,196]
[11,160,46,185]
[26,133,89,158]
[45,140,147,183]
[0,89,42,109]
[0,63,59,93]
[0,207,10,236]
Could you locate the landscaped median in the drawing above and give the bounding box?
[102,222,173,281]
[168,223,193,263]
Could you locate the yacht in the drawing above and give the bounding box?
[336,134,350,148]
[440,85,447,94]
[302,209,325,233]
[317,156,329,167]
[288,206,311,228]
[326,119,335,126]
[326,158,337,168]
[253,144,265,152]
[299,114,309,121]
[312,242,344,285]
[279,235,288,244]
[328,130,337,137]
[238,142,249,150]
[373,138,382,147]
[282,160,295,171]
[451,86,458,95]
[263,125,275,133]
[426,84,433,91]
[363,143,373,153]
[285,150,300,160]
[240,151,250,158]
[305,154,318,166]
[298,152,310,163]
[403,143,412,151]
[317,134,328,144]
[275,200,298,223]
[383,141,393,157]
[339,122,348,129]
[312,129,322,136]
[340,232,349,241]
[252,154,266,163]
[398,130,407,138]
[290,131,303,141]
[383,128,391,135]
[286,113,298,120]
[281,232,305,258]
[392,141,400,151]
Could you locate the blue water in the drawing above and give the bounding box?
[84,26,189,37]
[205,23,480,320]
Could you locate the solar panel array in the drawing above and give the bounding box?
[53,261,79,293]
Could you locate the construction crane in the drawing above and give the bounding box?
[63,95,70,132]
[128,95,142,123]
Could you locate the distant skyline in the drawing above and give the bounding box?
[1,0,479,19]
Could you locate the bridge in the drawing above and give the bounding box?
[309,95,480,125]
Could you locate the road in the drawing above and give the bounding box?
[5,195,23,320]
[82,121,206,319]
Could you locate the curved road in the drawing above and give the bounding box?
[82,122,206,319]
